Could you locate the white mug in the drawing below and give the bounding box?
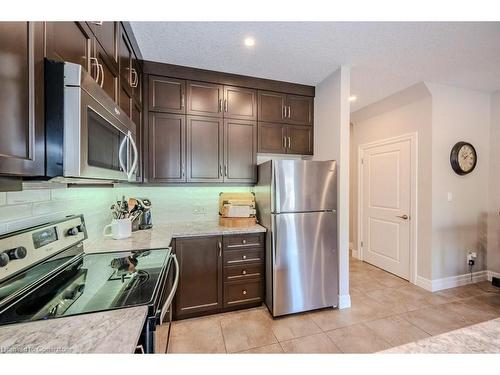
[103,219,132,240]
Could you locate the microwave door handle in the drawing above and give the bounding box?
[127,132,138,181]
[118,134,128,177]
[159,254,179,323]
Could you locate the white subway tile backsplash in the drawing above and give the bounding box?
[6,190,51,205]
[0,193,6,206]
[0,204,33,224]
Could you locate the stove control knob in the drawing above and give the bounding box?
[9,246,27,260]
[67,227,79,236]
[0,253,9,267]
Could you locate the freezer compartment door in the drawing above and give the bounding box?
[274,160,337,213]
[272,211,338,316]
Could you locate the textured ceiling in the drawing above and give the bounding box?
[130,22,500,111]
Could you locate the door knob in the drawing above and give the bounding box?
[396,214,409,220]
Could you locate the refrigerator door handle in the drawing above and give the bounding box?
[271,215,277,266]
[273,161,280,213]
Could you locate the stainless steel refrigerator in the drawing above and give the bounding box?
[255,160,338,317]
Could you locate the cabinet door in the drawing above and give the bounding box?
[286,95,313,126]
[149,113,186,182]
[0,22,45,176]
[224,119,256,183]
[223,86,256,120]
[258,91,286,123]
[46,22,95,79]
[174,236,223,318]
[119,85,132,119]
[286,125,313,155]
[95,42,118,103]
[118,26,133,94]
[257,122,286,154]
[187,81,223,118]
[87,21,117,65]
[186,116,224,182]
[149,75,185,114]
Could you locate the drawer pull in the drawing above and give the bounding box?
[242,270,247,275]
[242,239,246,244]
[242,289,247,295]
[227,271,260,280]
[227,257,260,264]
[242,255,247,260]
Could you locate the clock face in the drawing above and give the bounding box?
[450,142,477,175]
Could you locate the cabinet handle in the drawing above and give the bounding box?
[182,163,185,178]
[288,136,291,149]
[181,94,185,108]
[283,136,286,149]
[90,21,103,26]
[242,239,246,244]
[224,165,228,177]
[99,63,104,88]
[242,255,247,260]
[288,105,291,118]
[90,57,100,85]
[219,164,223,177]
[242,289,247,295]
[282,106,286,119]
[218,241,222,257]
[224,99,228,112]
[131,68,138,88]
[242,270,247,275]
[219,99,223,112]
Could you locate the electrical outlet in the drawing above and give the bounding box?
[192,206,207,215]
[467,251,477,262]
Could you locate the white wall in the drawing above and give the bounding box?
[314,66,351,308]
[351,83,433,279]
[427,83,491,279]
[351,82,492,283]
[488,91,500,274]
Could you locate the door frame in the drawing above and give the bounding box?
[357,132,418,284]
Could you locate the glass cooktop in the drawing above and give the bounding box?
[0,248,170,326]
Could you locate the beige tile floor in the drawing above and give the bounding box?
[167,256,500,353]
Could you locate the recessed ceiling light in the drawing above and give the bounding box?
[244,37,255,47]
[349,95,357,102]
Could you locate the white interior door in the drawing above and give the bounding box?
[361,138,411,280]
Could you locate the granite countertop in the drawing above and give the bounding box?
[382,318,500,353]
[85,221,266,253]
[0,306,148,354]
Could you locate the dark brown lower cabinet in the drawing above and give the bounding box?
[173,233,265,320]
[173,236,223,319]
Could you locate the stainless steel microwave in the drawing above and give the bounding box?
[45,60,138,183]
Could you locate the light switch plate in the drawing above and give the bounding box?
[447,192,453,202]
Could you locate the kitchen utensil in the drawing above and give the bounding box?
[128,198,138,214]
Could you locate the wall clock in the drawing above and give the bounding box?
[450,141,477,175]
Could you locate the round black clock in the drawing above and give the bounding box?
[450,142,477,175]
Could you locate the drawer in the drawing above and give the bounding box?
[223,233,264,250]
[224,279,262,308]
[224,264,263,282]
[224,248,263,265]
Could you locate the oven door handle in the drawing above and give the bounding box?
[118,133,128,177]
[159,253,179,324]
[127,131,138,182]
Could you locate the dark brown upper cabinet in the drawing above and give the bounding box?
[46,22,95,80]
[95,41,118,103]
[287,125,313,155]
[186,81,224,118]
[224,119,256,183]
[258,90,313,126]
[257,123,286,154]
[223,86,257,120]
[173,236,223,319]
[257,123,312,155]
[87,21,118,65]
[186,116,224,182]
[149,112,186,183]
[131,58,142,104]
[258,91,287,123]
[149,75,185,114]
[286,95,313,126]
[118,25,133,95]
[0,22,45,177]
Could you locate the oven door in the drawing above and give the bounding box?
[63,86,138,182]
[152,253,179,354]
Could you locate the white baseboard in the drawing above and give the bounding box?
[415,270,488,292]
[338,294,351,309]
[487,270,500,281]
